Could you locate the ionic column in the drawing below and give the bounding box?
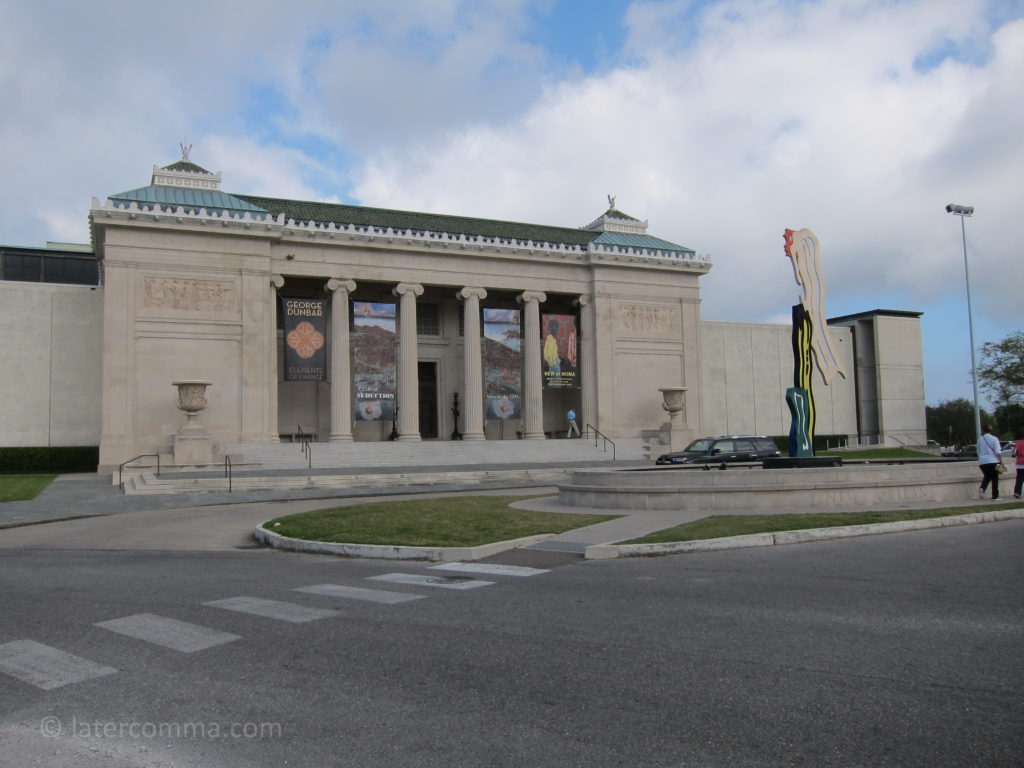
[326,278,357,442]
[457,287,487,441]
[517,290,547,439]
[267,275,285,441]
[393,282,424,441]
[575,294,596,434]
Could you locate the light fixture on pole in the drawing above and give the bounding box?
[945,203,981,444]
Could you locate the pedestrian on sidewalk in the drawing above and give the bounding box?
[977,423,1003,500]
[567,408,581,438]
[1013,430,1024,499]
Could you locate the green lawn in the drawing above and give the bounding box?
[0,474,56,502]
[624,501,1024,544]
[265,495,620,547]
[818,447,933,460]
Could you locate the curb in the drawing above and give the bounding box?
[583,507,1024,559]
[253,525,553,562]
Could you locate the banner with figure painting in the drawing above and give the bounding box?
[352,302,396,421]
[541,313,578,388]
[482,308,521,420]
[281,297,326,381]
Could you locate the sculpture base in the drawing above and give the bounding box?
[173,431,213,465]
[763,457,842,469]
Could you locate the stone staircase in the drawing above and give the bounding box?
[118,437,647,495]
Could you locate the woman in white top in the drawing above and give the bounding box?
[977,423,1003,500]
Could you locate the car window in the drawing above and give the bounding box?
[752,438,776,452]
[686,439,715,452]
[734,440,755,452]
[713,440,735,452]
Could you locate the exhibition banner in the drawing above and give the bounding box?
[352,301,397,421]
[281,297,326,381]
[541,313,578,388]
[482,308,521,420]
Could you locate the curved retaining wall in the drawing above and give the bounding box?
[559,461,982,511]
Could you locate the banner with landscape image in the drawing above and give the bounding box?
[482,308,521,420]
[352,301,396,421]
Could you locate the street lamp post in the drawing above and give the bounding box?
[946,203,982,445]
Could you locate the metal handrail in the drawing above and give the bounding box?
[584,424,616,461]
[224,455,232,493]
[118,453,160,489]
[296,426,312,469]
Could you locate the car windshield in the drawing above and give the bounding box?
[685,439,715,452]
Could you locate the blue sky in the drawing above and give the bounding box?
[1,0,1022,408]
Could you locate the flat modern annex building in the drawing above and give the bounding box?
[0,155,927,472]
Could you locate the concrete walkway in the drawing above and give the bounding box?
[1,471,1020,558]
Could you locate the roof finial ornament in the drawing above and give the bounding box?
[180,142,192,162]
[607,194,616,210]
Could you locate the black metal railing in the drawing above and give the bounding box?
[118,453,160,489]
[224,454,233,493]
[584,424,616,461]
[296,426,312,469]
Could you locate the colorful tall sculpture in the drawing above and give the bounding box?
[783,228,845,457]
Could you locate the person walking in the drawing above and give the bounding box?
[567,408,581,438]
[1013,430,1024,500]
[977,423,1003,500]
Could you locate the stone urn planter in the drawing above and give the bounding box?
[172,380,212,433]
[659,387,687,425]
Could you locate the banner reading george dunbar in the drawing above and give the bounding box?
[281,297,326,381]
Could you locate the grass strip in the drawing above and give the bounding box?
[265,495,620,547]
[0,474,56,502]
[623,501,1024,544]
[818,448,932,459]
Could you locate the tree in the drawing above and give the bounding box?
[978,331,1024,406]
[926,398,992,448]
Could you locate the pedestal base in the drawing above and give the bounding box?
[173,431,213,465]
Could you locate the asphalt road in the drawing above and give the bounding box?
[1,520,1021,767]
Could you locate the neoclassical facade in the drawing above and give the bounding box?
[88,157,710,470]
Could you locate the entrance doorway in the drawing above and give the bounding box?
[418,362,438,438]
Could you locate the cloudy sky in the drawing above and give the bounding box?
[2,0,1021,408]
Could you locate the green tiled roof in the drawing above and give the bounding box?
[605,208,640,221]
[109,185,268,216]
[593,231,695,256]
[235,195,598,247]
[162,160,214,175]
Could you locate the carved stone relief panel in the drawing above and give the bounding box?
[139,276,238,317]
[616,302,681,338]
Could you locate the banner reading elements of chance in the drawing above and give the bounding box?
[281,297,326,382]
[352,302,397,421]
[482,308,522,420]
[541,313,578,389]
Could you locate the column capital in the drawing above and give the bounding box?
[326,278,356,294]
[457,287,487,302]
[573,294,592,308]
[516,290,547,305]
[270,275,285,289]
[393,283,424,298]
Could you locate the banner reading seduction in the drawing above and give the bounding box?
[281,297,326,381]
[482,308,521,420]
[541,313,578,388]
[352,302,396,421]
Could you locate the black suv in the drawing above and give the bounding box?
[655,435,781,465]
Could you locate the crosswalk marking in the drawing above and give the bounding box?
[368,573,495,590]
[429,562,550,577]
[0,640,117,690]
[293,584,425,604]
[95,613,240,653]
[203,596,338,623]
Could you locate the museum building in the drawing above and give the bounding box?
[0,154,927,472]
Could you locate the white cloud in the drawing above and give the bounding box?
[350,0,1024,329]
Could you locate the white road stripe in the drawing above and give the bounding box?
[95,613,240,653]
[368,573,494,590]
[294,584,425,604]
[203,596,338,623]
[0,640,117,690]
[429,562,549,577]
